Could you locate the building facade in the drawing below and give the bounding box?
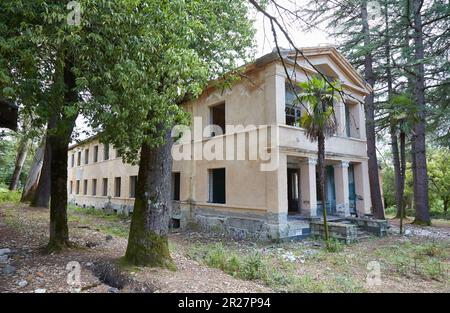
[68,46,373,240]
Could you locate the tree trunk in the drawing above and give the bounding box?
[411,0,430,225]
[317,133,329,242]
[31,134,51,208]
[46,56,78,252]
[125,129,174,268]
[361,0,385,219]
[9,136,29,190]
[384,2,404,221]
[20,142,45,202]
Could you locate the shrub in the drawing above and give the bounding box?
[325,238,345,253]
[0,190,21,203]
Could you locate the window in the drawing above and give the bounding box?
[93,145,99,162]
[76,180,80,194]
[77,151,81,166]
[84,149,89,164]
[104,143,109,160]
[285,83,302,127]
[92,179,97,196]
[129,176,137,198]
[344,102,360,138]
[208,168,226,204]
[83,179,88,195]
[210,102,225,137]
[102,178,108,196]
[71,154,75,167]
[70,181,73,194]
[285,106,302,127]
[114,177,121,197]
[172,172,180,201]
[345,103,351,137]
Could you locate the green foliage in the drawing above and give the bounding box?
[0,189,21,203]
[374,241,448,281]
[295,76,341,141]
[382,148,450,219]
[427,148,450,217]
[324,238,345,253]
[188,242,364,292]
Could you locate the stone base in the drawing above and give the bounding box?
[346,217,388,237]
[182,207,310,241]
[310,221,358,244]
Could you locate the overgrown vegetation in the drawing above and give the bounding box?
[0,187,21,203]
[67,205,130,238]
[382,148,450,220]
[186,242,364,292]
[374,241,448,281]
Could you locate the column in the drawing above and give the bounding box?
[300,157,317,217]
[265,64,287,125]
[265,152,288,225]
[354,161,372,216]
[334,161,350,217]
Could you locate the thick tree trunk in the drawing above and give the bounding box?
[317,133,329,242]
[412,0,430,225]
[20,142,45,202]
[125,129,174,268]
[9,136,29,190]
[31,134,51,208]
[46,57,78,252]
[361,0,385,219]
[384,3,405,221]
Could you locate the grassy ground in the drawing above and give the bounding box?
[179,235,449,292]
[1,193,449,293]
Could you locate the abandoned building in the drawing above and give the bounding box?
[68,46,381,241]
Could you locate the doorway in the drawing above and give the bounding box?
[287,168,301,214]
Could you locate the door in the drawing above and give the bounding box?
[287,168,301,213]
[316,165,336,216]
[348,164,356,214]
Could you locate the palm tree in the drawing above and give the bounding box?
[295,76,341,243]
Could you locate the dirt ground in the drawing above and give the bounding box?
[0,203,270,293]
[0,203,449,293]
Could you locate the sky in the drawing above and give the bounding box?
[74,0,333,142]
[252,0,335,57]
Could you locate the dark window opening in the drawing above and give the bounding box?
[70,181,73,194]
[210,102,225,137]
[76,180,80,194]
[93,145,99,162]
[85,149,89,164]
[114,177,121,197]
[102,178,108,196]
[83,179,88,195]
[129,176,137,198]
[92,179,97,196]
[172,172,180,201]
[285,106,302,127]
[345,104,351,137]
[104,143,109,160]
[77,151,81,166]
[71,154,75,167]
[170,218,180,229]
[209,168,226,204]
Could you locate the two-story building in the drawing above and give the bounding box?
[68,46,373,240]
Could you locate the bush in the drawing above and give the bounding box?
[241,252,264,280]
[0,189,21,203]
[325,239,345,253]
